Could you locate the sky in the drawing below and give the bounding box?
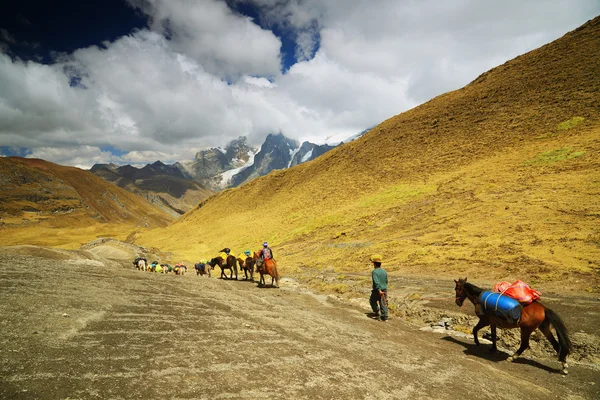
[0,0,598,169]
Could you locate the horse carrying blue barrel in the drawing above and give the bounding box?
[478,291,523,323]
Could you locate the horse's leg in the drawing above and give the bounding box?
[538,321,568,374]
[472,317,489,346]
[539,319,560,354]
[490,324,497,353]
[507,327,534,362]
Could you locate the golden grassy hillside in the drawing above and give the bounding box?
[135,18,600,291]
[0,157,174,248]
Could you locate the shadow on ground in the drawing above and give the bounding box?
[441,336,563,374]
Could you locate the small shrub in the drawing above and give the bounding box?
[557,116,585,131]
[524,147,585,165]
[330,283,350,294]
[407,293,421,300]
[535,132,557,140]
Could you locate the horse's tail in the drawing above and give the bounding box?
[272,260,280,283]
[545,307,572,361]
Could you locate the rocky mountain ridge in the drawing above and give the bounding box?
[90,160,213,216]
[91,132,364,210]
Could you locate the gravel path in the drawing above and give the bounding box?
[0,246,598,399]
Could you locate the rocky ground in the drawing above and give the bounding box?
[0,245,598,399]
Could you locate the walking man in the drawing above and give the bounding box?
[369,254,388,322]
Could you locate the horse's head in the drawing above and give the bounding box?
[253,252,264,268]
[454,277,468,306]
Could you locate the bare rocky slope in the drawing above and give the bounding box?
[0,244,598,399]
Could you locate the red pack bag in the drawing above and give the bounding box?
[493,280,541,304]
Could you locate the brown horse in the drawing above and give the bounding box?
[454,277,571,374]
[195,262,212,277]
[253,251,279,287]
[209,255,238,280]
[237,256,255,281]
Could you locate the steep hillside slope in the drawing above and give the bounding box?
[0,157,174,248]
[91,161,214,215]
[135,18,600,291]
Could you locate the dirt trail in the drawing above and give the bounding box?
[0,246,598,399]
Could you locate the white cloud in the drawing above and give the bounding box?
[126,0,282,79]
[251,0,599,102]
[0,53,106,147]
[119,150,185,164]
[0,0,598,167]
[27,146,117,169]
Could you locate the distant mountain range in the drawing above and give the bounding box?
[91,132,365,214]
[90,161,214,217]
[228,133,338,187]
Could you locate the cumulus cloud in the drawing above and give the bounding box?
[27,146,118,170]
[0,0,598,167]
[126,0,282,79]
[0,53,106,148]
[248,0,599,102]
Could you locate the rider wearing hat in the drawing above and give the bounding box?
[369,254,388,322]
[260,242,273,260]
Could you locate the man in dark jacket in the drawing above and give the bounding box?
[369,254,388,322]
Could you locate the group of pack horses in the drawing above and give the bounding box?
[133,255,572,374]
[133,258,188,275]
[134,248,280,288]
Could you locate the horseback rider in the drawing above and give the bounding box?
[260,242,273,260]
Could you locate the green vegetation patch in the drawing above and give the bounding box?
[280,184,434,241]
[524,147,585,165]
[535,132,558,140]
[537,117,585,139]
[359,184,435,209]
[557,116,585,131]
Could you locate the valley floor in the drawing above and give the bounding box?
[0,246,598,399]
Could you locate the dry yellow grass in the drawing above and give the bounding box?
[0,157,174,248]
[134,18,600,292]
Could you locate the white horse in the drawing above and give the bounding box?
[137,258,147,272]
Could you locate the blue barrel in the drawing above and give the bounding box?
[479,291,522,323]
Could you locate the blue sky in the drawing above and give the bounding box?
[0,0,598,168]
[0,0,305,71]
